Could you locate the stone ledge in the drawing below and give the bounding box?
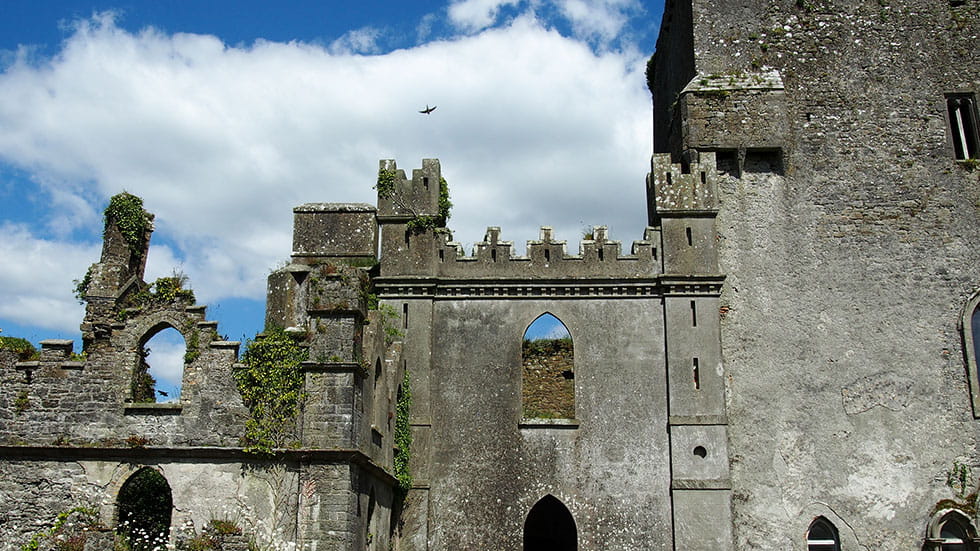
[123,403,183,415]
[518,418,580,429]
[668,415,729,426]
[671,479,731,490]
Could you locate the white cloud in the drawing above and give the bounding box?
[329,27,382,55]
[0,12,653,334]
[555,0,642,45]
[448,0,522,33]
[143,327,186,402]
[0,223,99,332]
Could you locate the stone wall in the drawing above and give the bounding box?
[654,0,980,549]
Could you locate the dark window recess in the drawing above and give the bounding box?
[948,94,979,160]
[686,227,693,246]
[806,517,841,551]
[693,357,700,390]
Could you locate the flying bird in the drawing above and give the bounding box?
[419,105,437,114]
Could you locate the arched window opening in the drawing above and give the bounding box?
[134,327,186,403]
[523,495,577,551]
[971,306,980,383]
[928,511,979,551]
[961,291,980,417]
[116,467,173,551]
[522,313,574,420]
[806,517,840,551]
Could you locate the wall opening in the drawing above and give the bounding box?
[928,510,979,551]
[960,290,980,417]
[522,313,574,420]
[134,326,186,403]
[947,93,979,160]
[806,516,840,551]
[523,495,577,551]
[117,467,173,551]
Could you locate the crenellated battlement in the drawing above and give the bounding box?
[394,224,661,279]
[376,158,442,220]
[648,151,719,220]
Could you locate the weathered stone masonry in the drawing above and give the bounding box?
[3,1,980,550]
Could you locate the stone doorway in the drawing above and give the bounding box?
[523,495,577,551]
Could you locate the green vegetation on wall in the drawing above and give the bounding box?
[0,336,38,361]
[375,167,453,233]
[394,368,413,499]
[104,192,152,254]
[118,274,196,321]
[235,327,308,454]
[20,506,99,551]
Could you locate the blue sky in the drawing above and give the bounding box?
[0,0,663,397]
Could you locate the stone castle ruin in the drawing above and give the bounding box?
[2,1,980,550]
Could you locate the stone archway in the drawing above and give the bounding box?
[523,494,577,551]
[116,467,173,551]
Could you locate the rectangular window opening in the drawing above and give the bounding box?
[948,94,979,160]
[402,304,409,329]
[423,176,430,189]
[404,230,411,247]
[685,227,693,246]
[691,300,697,327]
[544,249,551,262]
[700,171,706,185]
[666,172,672,185]
[439,249,445,262]
[491,249,497,262]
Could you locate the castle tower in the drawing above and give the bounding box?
[649,150,732,551]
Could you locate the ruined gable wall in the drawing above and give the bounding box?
[656,1,980,548]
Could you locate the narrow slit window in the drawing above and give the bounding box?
[404,230,411,246]
[948,94,979,160]
[598,247,604,261]
[439,249,445,262]
[693,357,700,390]
[544,249,551,263]
[691,300,698,327]
[403,303,409,329]
[491,249,497,262]
[686,227,693,246]
[700,171,706,184]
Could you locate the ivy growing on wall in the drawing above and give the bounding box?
[117,274,196,321]
[235,327,308,454]
[104,192,152,254]
[375,167,453,233]
[394,368,413,499]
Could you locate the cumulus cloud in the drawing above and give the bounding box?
[0,223,99,332]
[555,0,642,45]
[0,11,653,334]
[142,327,186,402]
[448,0,521,33]
[329,27,383,55]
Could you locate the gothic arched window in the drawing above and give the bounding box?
[134,325,186,403]
[806,517,840,551]
[961,291,980,417]
[926,510,979,551]
[521,313,574,420]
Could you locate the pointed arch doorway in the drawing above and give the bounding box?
[523,495,577,551]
